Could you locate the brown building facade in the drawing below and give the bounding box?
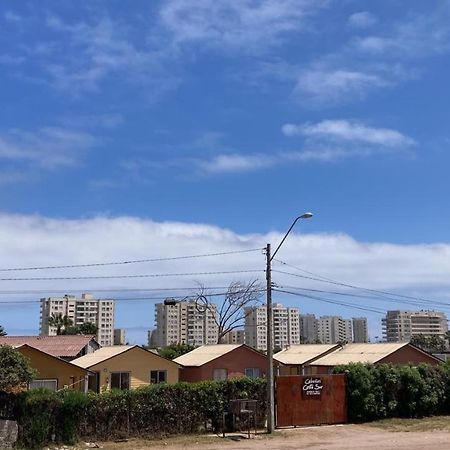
[175,344,270,382]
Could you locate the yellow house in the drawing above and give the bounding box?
[71,345,180,392]
[14,344,90,391]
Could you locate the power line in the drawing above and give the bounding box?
[0,288,268,306]
[0,248,263,272]
[280,285,450,311]
[273,265,446,308]
[0,269,263,281]
[0,286,235,295]
[274,288,386,315]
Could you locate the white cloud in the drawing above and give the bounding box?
[353,4,450,57]
[1,214,450,341]
[0,126,97,170]
[159,0,329,52]
[199,153,275,173]
[39,16,179,95]
[293,68,390,105]
[348,12,377,29]
[283,120,415,147]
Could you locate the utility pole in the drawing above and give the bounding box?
[265,212,313,434]
[266,243,275,433]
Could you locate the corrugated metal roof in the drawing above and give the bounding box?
[311,343,409,366]
[0,335,97,358]
[274,344,340,365]
[72,345,134,368]
[174,344,243,367]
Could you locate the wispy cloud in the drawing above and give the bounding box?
[0,126,97,170]
[283,120,415,147]
[293,68,390,105]
[41,16,178,95]
[353,4,450,57]
[198,153,275,173]
[348,12,377,29]
[159,0,329,53]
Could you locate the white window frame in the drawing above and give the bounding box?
[29,379,58,391]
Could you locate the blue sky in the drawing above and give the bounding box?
[1,0,450,343]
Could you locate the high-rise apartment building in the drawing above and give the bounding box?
[40,293,115,346]
[114,328,126,345]
[299,314,318,343]
[352,317,369,343]
[317,316,352,344]
[222,329,245,344]
[244,303,300,351]
[152,299,218,347]
[382,310,448,342]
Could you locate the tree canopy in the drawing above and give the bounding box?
[0,346,36,392]
[0,325,6,336]
[158,344,197,360]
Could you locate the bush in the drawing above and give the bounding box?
[333,362,450,422]
[9,378,267,447]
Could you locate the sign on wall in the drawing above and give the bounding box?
[301,377,323,397]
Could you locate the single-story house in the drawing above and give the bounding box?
[274,344,342,375]
[174,344,272,382]
[0,335,100,361]
[13,344,90,391]
[308,343,442,374]
[71,345,180,392]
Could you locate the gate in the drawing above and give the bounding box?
[275,374,347,427]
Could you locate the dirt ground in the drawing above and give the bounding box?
[82,417,450,450]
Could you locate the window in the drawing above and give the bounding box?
[150,370,167,384]
[29,379,57,391]
[110,372,130,390]
[213,368,227,381]
[245,368,261,378]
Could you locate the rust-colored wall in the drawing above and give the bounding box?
[378,345,440,365]
[276,375,347,427]
[180,347,269,382]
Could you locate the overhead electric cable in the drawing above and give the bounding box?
[0,248,263,272]
[0,269,263,281]
[274,288,385,315]
[273,266,445,307]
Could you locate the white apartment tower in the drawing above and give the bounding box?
[299,314,318,343]
[40,293,115,346]
[152,299,219,347]
[352,317,369,343]
[317,316,353,344]
[244,303,300,351]
[222,329,245,345]
[382,310,448,342]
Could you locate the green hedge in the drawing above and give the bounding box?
[333,362,450,422]
[10,378,267,448]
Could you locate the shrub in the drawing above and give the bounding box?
[333,362,450,422]
[9,378,267,447]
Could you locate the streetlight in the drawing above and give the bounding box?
[266,212,313,433]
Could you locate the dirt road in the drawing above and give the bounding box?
[98,422,450,450]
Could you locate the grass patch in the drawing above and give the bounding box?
[368,416,450,432]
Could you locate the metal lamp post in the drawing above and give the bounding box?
[266,212,313,433]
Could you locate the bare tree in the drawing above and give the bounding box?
[196,280,264,344]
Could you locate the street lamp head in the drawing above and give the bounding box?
[299,212,313,219]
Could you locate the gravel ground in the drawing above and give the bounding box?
[89,422,450,450]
